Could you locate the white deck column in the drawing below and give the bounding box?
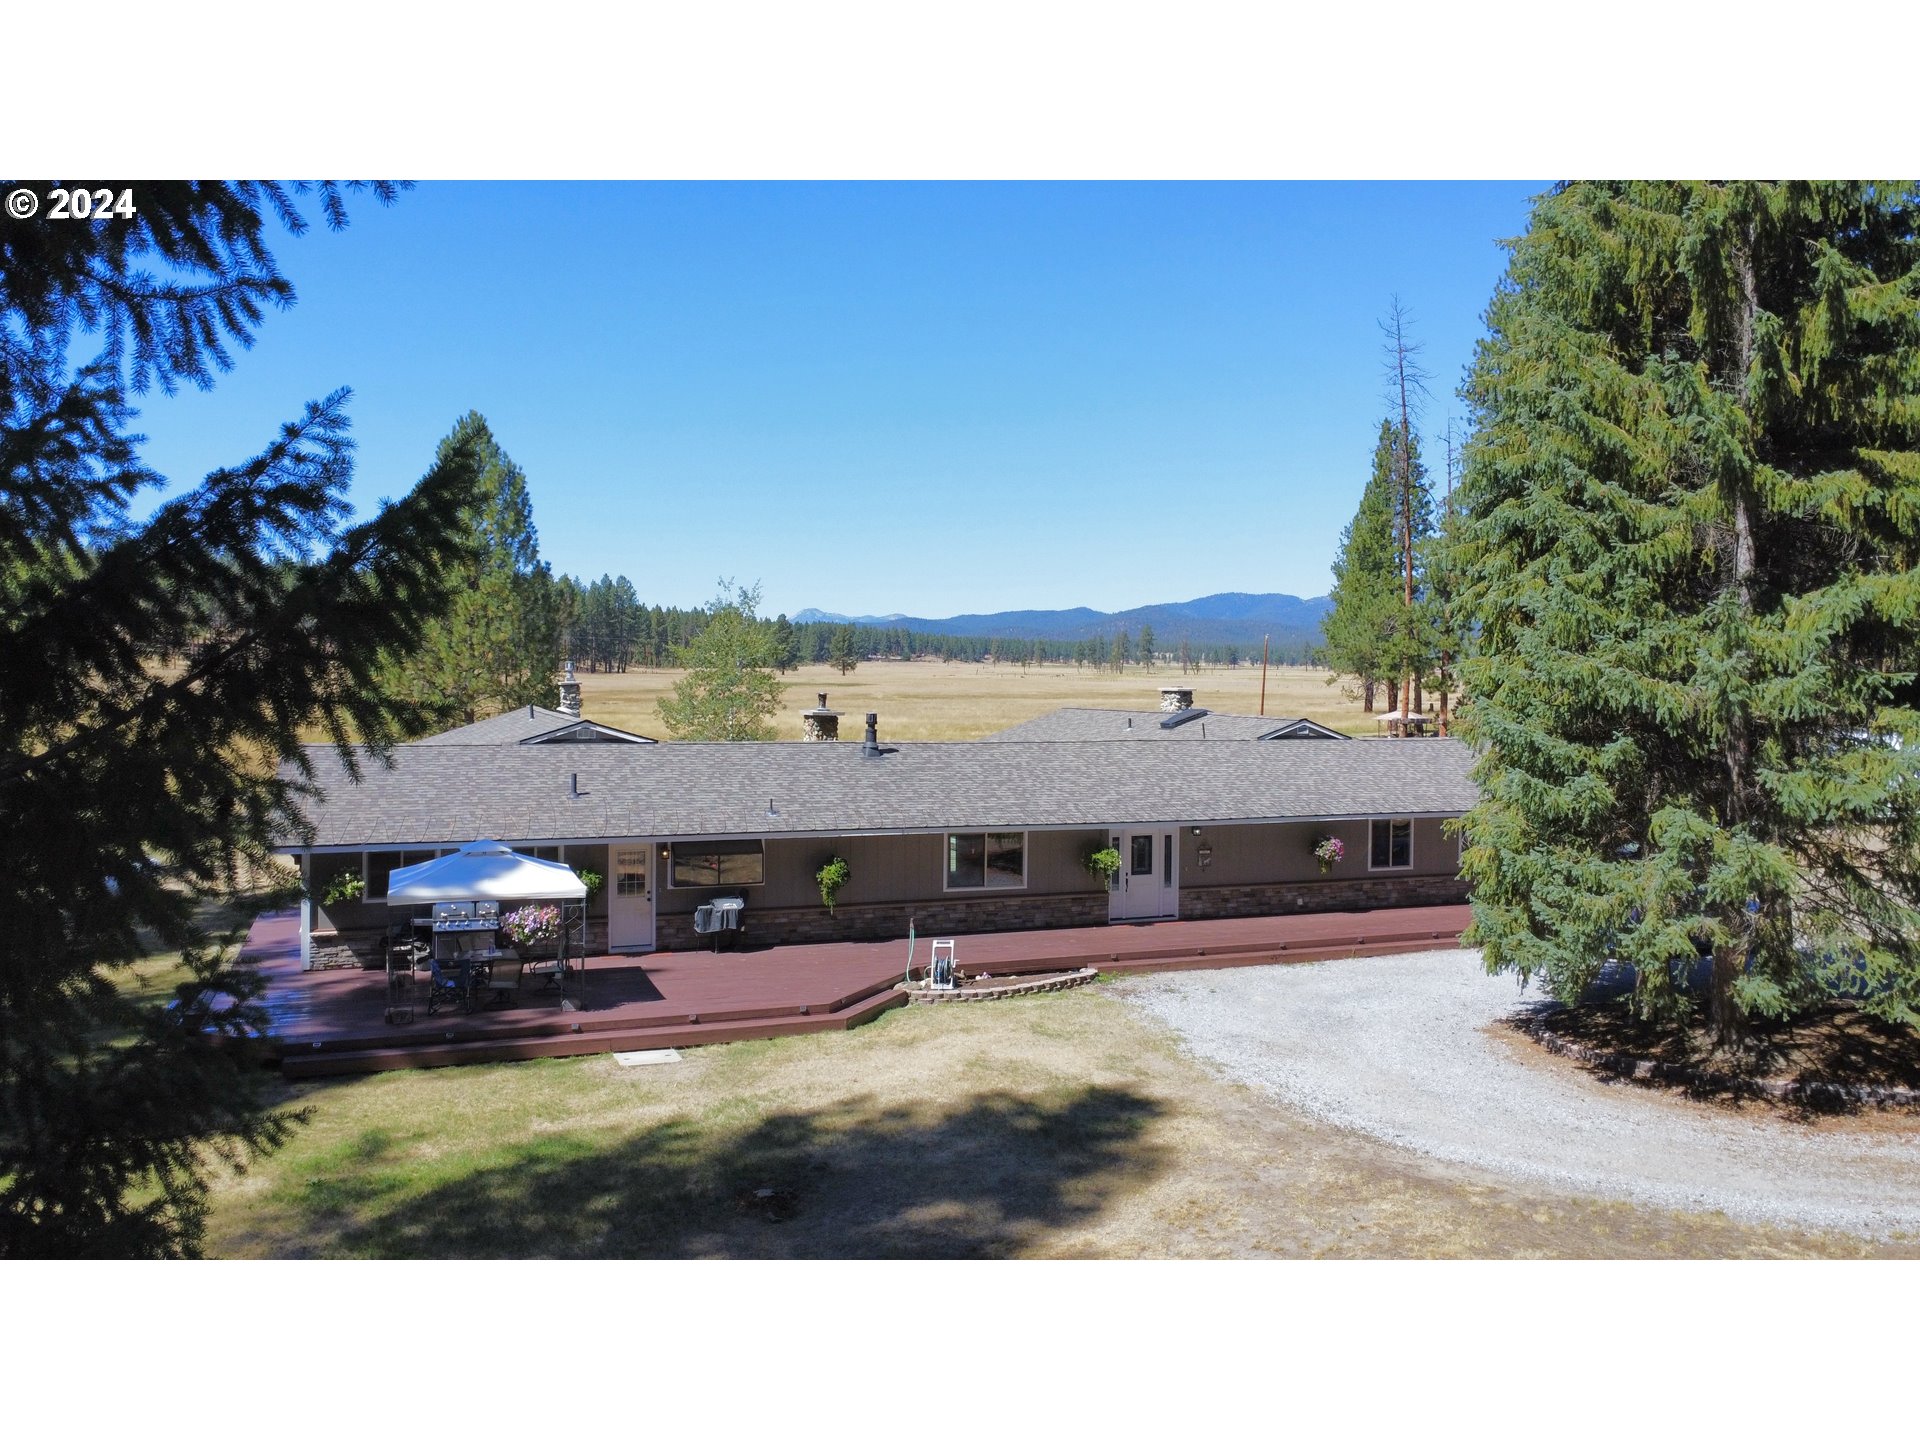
[299,852,314,971]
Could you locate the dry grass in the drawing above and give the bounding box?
[201,983,1916,1258]
[573,660,1381,742]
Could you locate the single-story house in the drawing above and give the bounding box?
[276,688,1476,971]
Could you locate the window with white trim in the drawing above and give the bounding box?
[945,831,1027,890]
[1369,819,1412,871]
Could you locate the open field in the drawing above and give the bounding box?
[202,979,1915,1259]
[574,660,1382,741]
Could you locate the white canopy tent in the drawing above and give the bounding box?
[386,839,587,904]
[385,840,590,1015]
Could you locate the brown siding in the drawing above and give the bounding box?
[1183,817,1459,890]
[659,890,1108,950]
[659,827,1108,917]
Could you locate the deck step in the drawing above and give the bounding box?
[280,988,907,1078]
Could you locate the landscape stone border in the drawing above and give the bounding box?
[1523,1023,1920,1110]
[896,968,1100,1005]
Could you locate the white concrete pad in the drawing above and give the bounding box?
[614,1048,682,1066]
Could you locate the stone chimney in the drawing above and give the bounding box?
[557,659,582,719]
[1159,686,1194,713]
[802,692,841,742]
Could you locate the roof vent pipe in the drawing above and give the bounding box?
[570,772,580,797]
[862,712,881,756]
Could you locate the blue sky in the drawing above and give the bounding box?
[128,181,1544,618]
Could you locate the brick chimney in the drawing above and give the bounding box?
[1159,686,1194,713]
[802,692,841,742]
[557,659,582,719]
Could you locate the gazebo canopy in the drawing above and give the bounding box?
[386,839,587,904]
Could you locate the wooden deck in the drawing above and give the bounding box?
[248,904,1472,1078]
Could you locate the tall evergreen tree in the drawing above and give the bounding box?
[658,580,785,740]
[0,182,488,1255]
[771,614,800,673]
[827,624,860,676]
[1321,420,1406,711]
[1455,180,1920,1040]
[373,413,560,725]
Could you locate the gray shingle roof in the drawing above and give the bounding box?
[407,707,654,746]
[279,735,1479,849]
[409,706,585,746]
[985,708,1346,742]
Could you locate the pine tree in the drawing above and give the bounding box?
[373,413,560,725]
[0,182,488,1255]
[1136,624,1156,671]
[771,614,799,672]
[827,625,860,676]
[1111,629,1131,671]
[1455,180,1920,1041]
[659,581,785,740]
[1321,420,1406,711]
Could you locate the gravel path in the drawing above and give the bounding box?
[1121,949,1920,1238]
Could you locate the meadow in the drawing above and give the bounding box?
[574,660,1381,741]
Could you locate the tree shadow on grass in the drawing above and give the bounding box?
[307,1085,1165,1258]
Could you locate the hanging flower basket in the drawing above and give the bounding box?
[1312,835,1345,875]
[501,904,562,953]
[816,856,850,914]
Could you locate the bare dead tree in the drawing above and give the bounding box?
[1381,298,1430,737]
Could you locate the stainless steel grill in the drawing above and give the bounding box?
[431,900,500,933]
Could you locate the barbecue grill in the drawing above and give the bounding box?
[693,896,746,951]
[431,900,500,933]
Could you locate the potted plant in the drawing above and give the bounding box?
[574,866,604,896]
[1312,835,1345,874]
[320,869,365,906]
[1085,845,1122,884]
[501,903,562,955]
[816,856,850,914]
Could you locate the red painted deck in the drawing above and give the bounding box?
[248,904,1472,1078]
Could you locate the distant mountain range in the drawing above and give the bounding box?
[792,591,1332,650]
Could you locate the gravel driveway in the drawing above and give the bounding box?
[1121,949,1920,1238]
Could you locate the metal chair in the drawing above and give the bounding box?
[484,958,525,1007]
[426,953,478,1016]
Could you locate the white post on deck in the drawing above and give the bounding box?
[299,852,314,972]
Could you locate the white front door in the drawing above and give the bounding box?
[608,843,655,951]
[1109,828,1178,921]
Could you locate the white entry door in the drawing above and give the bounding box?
[608,843,655,951]
[1109,828,1178,921]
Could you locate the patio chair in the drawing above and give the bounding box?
[426,954,479,1016]
[484,958,524,1007]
